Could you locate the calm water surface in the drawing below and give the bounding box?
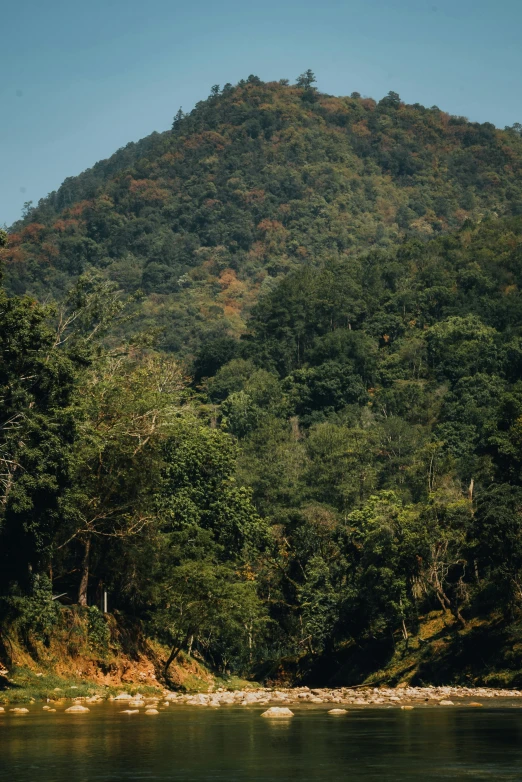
[2,704,522,781]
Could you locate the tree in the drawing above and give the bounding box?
[0,285,80,591]
[347,492,420,642]
[296,69,317,89]
[149,415,268,676]
[474,485,522,613]
[151,556,267,679]
[60,354,184,605]
[172,107,185,131]
[427,315,499,382]
[379,91,401,108]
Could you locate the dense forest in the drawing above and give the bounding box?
[2,74,522,686]
[5,72,522,355]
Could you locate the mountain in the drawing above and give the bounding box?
[4,75,522,356]
[4,76,522,689]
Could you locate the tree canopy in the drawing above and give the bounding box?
[3,77,522,685]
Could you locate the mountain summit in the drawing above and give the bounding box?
[4,75,522,354]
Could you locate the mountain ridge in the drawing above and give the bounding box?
[4,75,522,356]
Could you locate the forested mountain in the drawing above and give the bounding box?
[3,75,522,688]
[4,73,522,356]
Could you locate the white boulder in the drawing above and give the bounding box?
[261,707,294,718]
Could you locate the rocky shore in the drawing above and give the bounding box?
[97,685,522,711]
[161,685,522,709]
[4,685,522,714]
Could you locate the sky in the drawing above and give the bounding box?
[1,0,521,226]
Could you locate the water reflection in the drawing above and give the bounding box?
[1,705,522,781]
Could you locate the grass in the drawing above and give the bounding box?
[0,668,104,705]
[214,675,261,691]
[0,668,259,704]
[0,667,167,705]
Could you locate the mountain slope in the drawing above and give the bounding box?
[4,80,522,686]
[4,76,522,355]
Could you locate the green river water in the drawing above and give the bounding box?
[2,703,522,781]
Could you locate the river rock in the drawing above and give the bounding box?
[328,709,347,715]
[261,707,294,718]
[10,708,29,714]
[401,705,414,710]
[114,693,133,701]
[191,694,209,706]
[121,709,139,714]
[145,708,159,715]
[439,700,454,706]
[469,702,483,707]
[65,704,90,713]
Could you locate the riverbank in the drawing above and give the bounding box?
[4,607,522,706]
[162,685,522,709]
[3,682,522,710]
[0,666,254,706]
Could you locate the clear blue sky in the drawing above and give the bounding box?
[2,0,521,226]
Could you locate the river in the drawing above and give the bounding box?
[2,703,522,780]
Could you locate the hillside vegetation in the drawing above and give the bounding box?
[4,74,522,355]
[2,75,522,689]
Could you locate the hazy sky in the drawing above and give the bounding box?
[2,0,521,226]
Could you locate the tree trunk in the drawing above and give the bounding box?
[468,478,474,502]
[78,537,91,606]
[436,586,466,628]
[164,632,192,681]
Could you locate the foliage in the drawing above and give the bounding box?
[4,77,522,359]
[3,78,522,683]
[86,606,111,654]
[0,575,60,648]
[197,215,522,664]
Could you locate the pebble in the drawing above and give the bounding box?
[5,684,518,715]
[161,685,522,710]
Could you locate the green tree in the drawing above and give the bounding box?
[296,69,316,88]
